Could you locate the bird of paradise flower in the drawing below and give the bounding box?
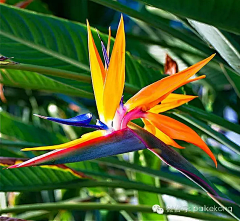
[9,15,216,167]
[8,16,240,219]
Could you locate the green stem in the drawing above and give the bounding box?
[0,202,235,221]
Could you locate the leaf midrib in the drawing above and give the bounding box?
[0,31,90,72]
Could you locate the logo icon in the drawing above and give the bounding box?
[152,204,164,214]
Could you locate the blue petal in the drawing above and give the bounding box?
[34,113,92,127]
[96,29,109,68]
[96,119,109,130]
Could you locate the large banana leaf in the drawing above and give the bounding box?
[189,20,240,77]
[0,4,163,94]
[0,68,93,97]
[135,0,240,35]
[123,12,237,97]
[186,20,240,98]
[137,20,237,93]
[0,160,90,192]
[90,0,216,58]
[91,0,240,96]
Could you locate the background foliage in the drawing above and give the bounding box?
[0,0,240,220]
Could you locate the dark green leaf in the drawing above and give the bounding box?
[0,4,163,96]
[136,0,240,35]
[0,111,67,144]
[189,21,240,76]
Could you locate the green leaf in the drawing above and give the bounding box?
[0,163,215,207]
[0,68,93,98]
[0,202,236,221]
[90,0,215,57]
[125,15,238,97]
[134,150,167,221]
[189,21,240,76]
[136,0,240,35]
[193,161,240,194]
[96,157,202,190]
[0,4,163,96]
[0,5,89,72]
[0,111,67,145]
[220,63,240,98]
[0,145,25,158]
[132,23,235,94]
[0,164,88,192]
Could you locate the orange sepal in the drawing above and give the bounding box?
[149,93,197,113]
[146,75,206,110]
[103,15,125,125]
[184,75,206,84]
[145,112,217,167]
[143,119,185,149]
[125,55,214,112]
[87,20,106,122]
